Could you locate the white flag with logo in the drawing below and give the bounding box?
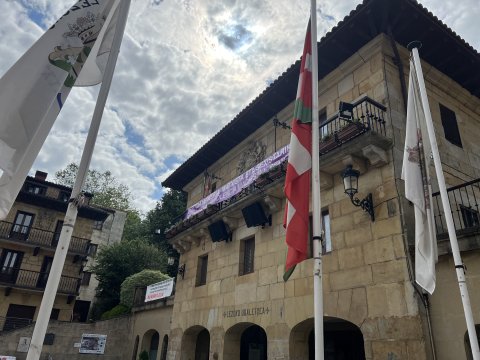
[0,0,120,219]
[401,58,438,294]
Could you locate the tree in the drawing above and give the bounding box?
[120,269,170,307]
[89,239,166,318]
[54,163,143,241]
[54,163,132,211]
[142,190,187,277]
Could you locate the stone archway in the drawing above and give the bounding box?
[224,322,267,360]
[290,317,366,360]
[181,325,210,360]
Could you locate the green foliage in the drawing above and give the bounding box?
[54,163,132,211]
[122,209,148,241]
[138,350,149,360]
[143,190,187,277]
[120,269,170,307]
[100,304,130,320]
[89,239,166,317]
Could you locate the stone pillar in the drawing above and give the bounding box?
[209,327,225,360]
[166,328,182,360]
[266,323,290,360]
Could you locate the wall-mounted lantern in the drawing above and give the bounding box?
[341,165,375,222]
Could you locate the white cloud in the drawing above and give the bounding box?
[0,0,478,214]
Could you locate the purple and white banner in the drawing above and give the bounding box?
[185,145,289,219]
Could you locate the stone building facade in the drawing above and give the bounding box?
[160,0,480,359]
[0,171,126,332]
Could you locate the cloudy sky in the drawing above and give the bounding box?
[1,0,479,214]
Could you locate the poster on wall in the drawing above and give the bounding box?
[0,356,16,360]
[145,278,174,302]
[79,334,107,354]
[17,337,31,353]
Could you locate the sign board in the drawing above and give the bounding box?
[145,278,174,302]
[74,343,81,348]
[79,334,107,354]
[0,356,16,360]
[16,337,30,353]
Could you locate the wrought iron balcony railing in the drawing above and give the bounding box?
[319,96,387,155]
[166,97,388,240]
[0,316,33,332]
[432,179,480,238]
[0,268,80,295]
[0,221,91,255]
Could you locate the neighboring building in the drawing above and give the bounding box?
[0,170,126,331]
[156,0,480,360]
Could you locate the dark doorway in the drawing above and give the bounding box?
[195,329,210,360]
[37,256,53,288]
[0,249,23,283]
[160,335,168,360]
[150,331,159,360]
[73,300,91,322]
[52,220,63,246]
[308,320,366,360]
[240,325,267,360]
[4,304,36,331]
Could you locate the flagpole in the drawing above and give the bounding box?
[26,1,131,359]
[310,0,324,359]
[410,45,480,360]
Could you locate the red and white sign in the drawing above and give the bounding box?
[145,278,174,302]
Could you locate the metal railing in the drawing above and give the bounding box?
[0,221,90,255]
[0,316,33,332]
[0,268,80,295]
[432,179,480,237]
[319,96,387,154]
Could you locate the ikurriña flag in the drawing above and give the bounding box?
[0,0,121,219]
[283,20,313,281]
[401,58,437,294]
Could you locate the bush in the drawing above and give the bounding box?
[100,304,130,320]
[120,269,170,307]
[138,350,149,360]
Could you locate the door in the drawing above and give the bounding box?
[3,304,36,331]
[0,249,23,283]
[10,211,34,240]
[37,256,53,288]
[52,220,63,246]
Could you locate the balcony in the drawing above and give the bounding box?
[0,268,80,295]
[166,96,391,243]
[0,316,33,332]
[0,221,91,256]
[432,179,480,255]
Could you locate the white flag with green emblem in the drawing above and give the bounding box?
[402,58,438,294]
[0,0,120,219]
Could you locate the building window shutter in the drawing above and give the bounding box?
[440,104,462,148]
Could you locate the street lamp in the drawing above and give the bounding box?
[341,165,375,222]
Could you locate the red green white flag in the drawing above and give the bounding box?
[283,20,313,281]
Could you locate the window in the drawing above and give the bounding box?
[93,220,104,230]
[211,182,217,193]
[318,109,329,138]
[460,205,480,229]
[309,210,332,256]
[0,249,24,283]
[11,211,34,240]
[25,183,47,196]
[50,308,60,320]
[81,271,92,286]
[196,255,208,286]
[58,191,70,202]
[440,104,462,147]
[88,244,98,256]
[239,237,255,275]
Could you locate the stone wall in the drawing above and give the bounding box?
[0,316,131,360]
